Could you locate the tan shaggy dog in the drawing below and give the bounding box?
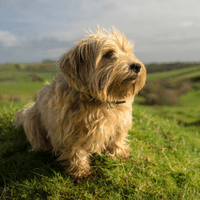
[14,27,146,178]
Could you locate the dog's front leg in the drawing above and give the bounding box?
[59,148,92,178]
[105,131,130,160]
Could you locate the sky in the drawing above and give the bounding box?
[0,0,200,64]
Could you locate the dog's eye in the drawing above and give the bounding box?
[103,51,114,59]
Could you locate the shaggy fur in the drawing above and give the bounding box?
[14,27,146,178]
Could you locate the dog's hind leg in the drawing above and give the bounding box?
[15,103,51,152]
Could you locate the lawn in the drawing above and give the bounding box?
[0,62,200,199]
[0,63,58,102]
[0,103,200,199]
[146,65,200,81]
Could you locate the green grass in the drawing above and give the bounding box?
[180,86,200,107]
[178,71,200,80]
[0,82,44,102]
[147,65,200,81]
[0,70,56,82]
[0,62,200,199]
[0,63,58,102]
[0,103,200,199]
[150,106,200,125]
[0,65,57,83]
[144,65,200,107]
[0,82,44,94]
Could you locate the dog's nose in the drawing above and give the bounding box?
[129,63,141,74]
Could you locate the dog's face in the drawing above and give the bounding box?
[59,27,146,102]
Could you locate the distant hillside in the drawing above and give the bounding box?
[138,64,200,106]
[146,65,200,83]
[146,62,200,73]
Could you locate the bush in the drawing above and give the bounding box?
[24,63,57,73]
[28,74,44,82]
[14,64,21,71]
[0,76,19,83]
[41,59,56,63]
[139,79,192,106]
[9,96,21,102]
[146,62,200,73]
[190,76,200,84]
[33,94,38,101]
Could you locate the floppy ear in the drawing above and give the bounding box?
[58,50,80,90]
[58,43,95,90]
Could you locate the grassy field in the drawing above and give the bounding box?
[146,65,200,81]
[0,62,200,199]
[144,64,200,108]
[0,63,58,102]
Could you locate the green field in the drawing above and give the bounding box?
[0,63,58,102]
[144,65,200,108]
[146,65,200,81]
[0,62,200,199]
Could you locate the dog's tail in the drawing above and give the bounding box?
[14,102,35,128]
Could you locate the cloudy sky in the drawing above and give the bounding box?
[0,0,200,64]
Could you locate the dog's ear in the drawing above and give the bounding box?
[58,43,96,90]
[58,51,80,90]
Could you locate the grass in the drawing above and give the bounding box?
[0,62,200,199]
[147,65,200,81]
[143,65,200,107]
[1,82,43,94]
[150,106,200,125]
[0,103,200,199]
[0,71,56,82]
[0,63,58,102]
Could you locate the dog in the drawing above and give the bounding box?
[14,27,146,178]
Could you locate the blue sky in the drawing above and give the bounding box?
[0,0,200,63]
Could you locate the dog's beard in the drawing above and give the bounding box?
[89,64,137,102]
[106,78,136,101]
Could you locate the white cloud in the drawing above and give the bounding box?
[180,21,195,27]
[1,0,200,63]
[0,31,21,47]
[47,48,69,58]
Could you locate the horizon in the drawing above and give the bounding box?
[1,60,200,66]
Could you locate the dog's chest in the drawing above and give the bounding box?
[85,105,132,135]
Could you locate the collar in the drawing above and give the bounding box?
[108,100,126,108]
[85,92,126,109]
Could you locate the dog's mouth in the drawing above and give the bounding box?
[124,75,138,82]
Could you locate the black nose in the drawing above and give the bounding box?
[130,63,141,74]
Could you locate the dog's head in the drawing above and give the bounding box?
[58,26,146,102]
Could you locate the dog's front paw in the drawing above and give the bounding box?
[104,146,129,160]
[66,166,93,179]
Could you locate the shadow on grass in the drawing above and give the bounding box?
[0,126,113,191]
[0,127,64,190]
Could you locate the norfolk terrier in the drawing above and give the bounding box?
[14,27,146,178]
